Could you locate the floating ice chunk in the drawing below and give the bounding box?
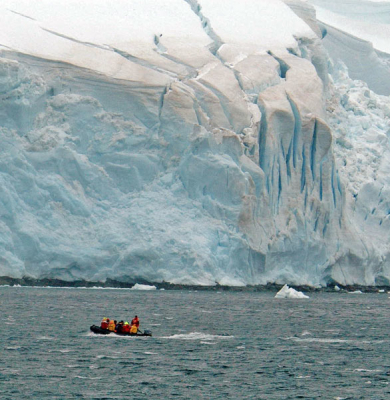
[348,290,363,294]
[378,289,385,293]
[334,285,341,291]
[130,283,157,291]
[274,284,309,299]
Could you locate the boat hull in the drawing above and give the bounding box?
[90,325,152,336]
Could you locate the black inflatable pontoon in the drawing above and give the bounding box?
[90,325,152,336]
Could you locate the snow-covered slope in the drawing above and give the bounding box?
[307,0,390,95]
[0,0,388,286]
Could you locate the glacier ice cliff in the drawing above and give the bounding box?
[0,0,389,286]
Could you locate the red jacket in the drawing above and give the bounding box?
[122,324,130,333]
[101,320,109,329]
[131,317,139,327]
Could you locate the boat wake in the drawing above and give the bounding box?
[160,332,234,340]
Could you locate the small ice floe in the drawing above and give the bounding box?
[130,283,157,290]
[334,285,341,291]
[378,289,385,293]
[348,290,363,294]
[275,284,309,299]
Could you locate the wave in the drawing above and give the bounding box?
[96,355,120,359]
[49,349,73,353]
[37,336,55,340]
[282,337,386,345]
[75,376,102,380]
[354,369,383,373]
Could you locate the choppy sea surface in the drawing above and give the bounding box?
[1,287,390,399]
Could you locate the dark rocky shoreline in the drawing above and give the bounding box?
[0,276,388,293]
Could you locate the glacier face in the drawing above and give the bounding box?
[0,0,389,286]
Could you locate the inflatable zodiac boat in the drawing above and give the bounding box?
[90,325,152,336]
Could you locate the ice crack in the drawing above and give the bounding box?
[8,9,36,21]
[41,28,110,51]
[183,0,224,55]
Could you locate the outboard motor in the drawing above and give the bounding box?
[143,329,152,336]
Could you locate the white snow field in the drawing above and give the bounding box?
[0,0,389,286]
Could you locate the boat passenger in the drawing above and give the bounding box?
[130,316,139,334]
[130,324,138,334]
[131,315,140,328]
[116,321,124,333]
[108,319,116,332]
[122,322,130,334]
[101,318,109,330]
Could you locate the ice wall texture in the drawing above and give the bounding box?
[0,0,388,286]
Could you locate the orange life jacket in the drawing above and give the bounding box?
[130,325,138,334]
[108,320,116,331]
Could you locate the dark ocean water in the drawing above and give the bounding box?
[1,287,390,399]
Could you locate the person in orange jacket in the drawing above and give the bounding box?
[130,315,140,334]
[108,319,116,332]
[100,317,109,330]
[131,315,139,328]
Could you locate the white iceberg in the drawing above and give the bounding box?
[130,284,157,291]
[275,284,309,299]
